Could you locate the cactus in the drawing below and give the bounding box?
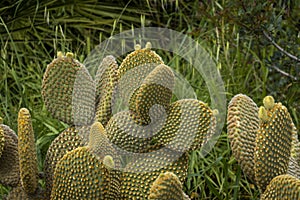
[42,53,119,198]
[0,109,45,199]
[121,150,189,199]
[255,100,294,192]
[0,123,20,187]
[261,174,300,199]
[51,147,120,199]
[42,52,95,125]
[227,94,259,182]
[95,55,119,126]
[1,44,216,199]
[51,122,121,200]
[227,94,299,196]
[46,45,215,199]
[130,64,175,124]
[43,126,86,198]
[148,172,190,200]
[17,108,39,194]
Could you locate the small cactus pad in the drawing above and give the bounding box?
[88,122,121,168]
[42,52,95,125]
[254,102,294,192]
[261,174,300,199]
[44,126,85,198]
[148,172,190,200]
[117,43,164,106]
[227,94,259,182]
[0,124,20,187]
[118,43,163,78]
[106,110,157,153]
[51,146,120,200]
[95,55,119,126]
[154,99,216,152]
[121,149,188,199]
[17,108,38,194]
[131,64,175,124]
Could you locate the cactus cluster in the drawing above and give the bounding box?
[227,94,300,199]
[1,41,299,199]
[46,44,216,199]
[0,108,44,199]
[0,43,217,199]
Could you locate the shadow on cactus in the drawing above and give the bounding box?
[227,94,300,199]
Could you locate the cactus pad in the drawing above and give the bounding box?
[44,126,85,198]
[42,52,95,125]
[148,172,190,200]
[254,102,294,192]
[118,42,163,78]
[131,64,174,124]
[17,108,38,194]
[154,99,216,152]
[88,122,121,168]
[0,124,20,187]
[117,43,164,109]
[51,146,120,200]
[227,94,259,182]
[120,149,188,199]
[106,110,156,153]
[95,55,119,126]
[261,174,300,199]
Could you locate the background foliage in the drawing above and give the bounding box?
[0,0,299,199]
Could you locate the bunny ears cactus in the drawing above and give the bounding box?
[40,43,217,199]
[227,94,300,198]
[0,108,44,199]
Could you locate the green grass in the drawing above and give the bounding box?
[1,0,299,199]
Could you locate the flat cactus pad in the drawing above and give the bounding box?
[42,52,95,125]
[261,174,300,199]
[17,108,38,194]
